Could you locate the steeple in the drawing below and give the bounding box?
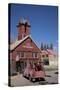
[17,17,31,40]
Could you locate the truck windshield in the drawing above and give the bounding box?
[33,63,43,71]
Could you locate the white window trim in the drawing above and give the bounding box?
[32,52,38,58]
[20,52,26,58]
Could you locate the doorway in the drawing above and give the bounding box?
[16,60,27,73]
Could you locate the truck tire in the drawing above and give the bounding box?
[29,75,35,82]
[32,78,35,82]
[40,78,45,81]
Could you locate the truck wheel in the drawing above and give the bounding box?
[40,78,45,81]
[32,78,35,82]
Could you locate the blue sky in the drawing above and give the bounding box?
[10,4,58,52]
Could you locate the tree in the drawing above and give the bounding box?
[44,44,47,50]
[41,42,44,50]
[50,43,53,50]
[46,44,49,49]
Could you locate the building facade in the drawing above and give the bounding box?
[10,17,42,75]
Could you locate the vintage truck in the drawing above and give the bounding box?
[23,62,45,82]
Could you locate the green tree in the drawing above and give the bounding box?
[41,42,44,50]
[50,43,53,50]
[44,44,47,50]
[46,44,49,49]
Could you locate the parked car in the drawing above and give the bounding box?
[23,62,45,82]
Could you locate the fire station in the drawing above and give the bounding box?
[10,17,42,75]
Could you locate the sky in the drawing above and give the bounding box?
[9,3,58,52]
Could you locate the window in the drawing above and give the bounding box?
[21,52,24,57]
[32,52,38,58]
[35,53,37,57]
[42,55,45,57]
[20,52,25,57]
[32,53,34,58]
[46,54,48,57]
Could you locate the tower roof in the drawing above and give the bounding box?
[17,17,30,26]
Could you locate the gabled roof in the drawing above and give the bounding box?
[41,50,48,55]
[47,49,56,55]
[17,17,30,27]
[10,35,40,51]
[10,35,30,50]
[41,49,56,56]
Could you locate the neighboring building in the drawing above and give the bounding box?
[47,49,58,67]
[10,17,41,74]
[41,49,58,67]
[41,50,49,66]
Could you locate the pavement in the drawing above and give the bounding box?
[10,70,58,87]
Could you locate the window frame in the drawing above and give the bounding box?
[20,52,25,58]
[32,52,38,58]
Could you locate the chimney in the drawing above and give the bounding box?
[17,17,30,40]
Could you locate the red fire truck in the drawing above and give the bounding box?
[23,62,45,82]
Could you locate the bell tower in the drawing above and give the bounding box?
[17,17,30,40]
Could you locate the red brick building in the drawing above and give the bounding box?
[10,17,42,74]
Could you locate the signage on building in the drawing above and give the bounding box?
[22,43,33,48]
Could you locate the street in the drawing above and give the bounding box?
[10,70,58,87]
